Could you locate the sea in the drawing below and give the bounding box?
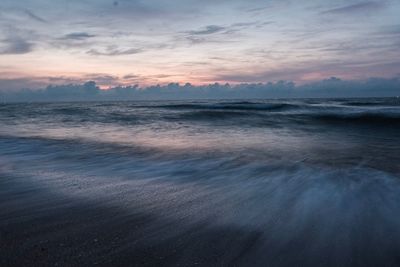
[1,98,400,266]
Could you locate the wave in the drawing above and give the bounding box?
[177,110,253,121]
[312,111,400,125]
[146,102,300,111]
[52,107,94,115]
[344,99,400,107]
[1,99,400,130]
[169,109,400,131]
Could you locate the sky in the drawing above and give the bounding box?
[0,0,399,90]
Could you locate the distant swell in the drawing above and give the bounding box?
[345,99,400,107]
[178,110,252,121]
[150,102,299,111]
[175,109,400,128]
[313,112,400,125]
[53,107,93,115]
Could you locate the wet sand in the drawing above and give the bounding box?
[0,174,265,267]
[2,168,400,267]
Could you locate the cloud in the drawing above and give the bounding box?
[321,1,385,15]
[231,22,259,27]
[83,74,119,86]
[376,25,400,36]
[0,73,121,92]
[185,36,208,44]
[183,22,261,45]
[62,32,96,40]
[0,37,34,54]
[183,21,271,44]
[91,0,171,21]
[87,46,143,56]
[123,74,140,80]
[246,6,271,13]
[1,77,399,102]
[213,68,312,83]
[24,10,47,23]
[210,59,400,84]
[52,32,97,49]
[45,74,120,87]
[188,25,226,35]
[0,77,45,91]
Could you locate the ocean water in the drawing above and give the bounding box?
[1,98,400,266]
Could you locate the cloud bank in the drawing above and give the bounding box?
[0,77,399,102]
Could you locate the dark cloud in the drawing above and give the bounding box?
[184,21,271,43]
[183,21,264,45]
[0,37,34,54]
[52,32,97,49]
[84,73,119,85]
[184,35,237,45]
[123,74,140,80]
[24,10,47,23]
[185,36,208,44]
[321,1,385,15]
[231,22,259,27]
[151,74,175,79]
[87,46,143,56]
[246,6,270,13]
[188,25,226,35]
[62,32,96,40]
